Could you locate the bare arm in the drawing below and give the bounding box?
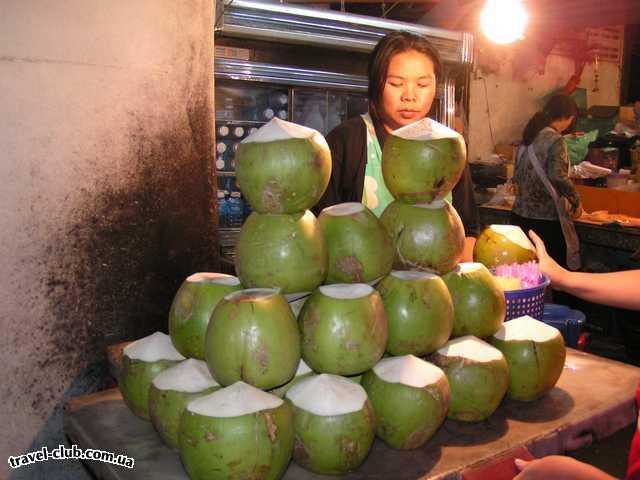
[529,230,640,311]
[461,237,476,263]
[514,456,616,480]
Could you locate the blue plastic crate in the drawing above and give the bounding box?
[541,303,586,348]
[504,274,550,321]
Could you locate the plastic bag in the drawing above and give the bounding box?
[565,130,598,165]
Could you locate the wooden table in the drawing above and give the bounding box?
[64,349,640,479]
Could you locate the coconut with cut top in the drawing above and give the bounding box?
[120,332,185,419]
[380,199,465,274]
[381,118,466,204]
[318,202,393,284]
[361,355,449,449]
[235,209,327,294]
[179,381,294,480]
[298,283,388,375]
[443,262,506,338]
[235,118,331,213]
[269,359,315,398]
[474,225,537,268]
[490,315,566,401]
[205,288,301,389]
[377,270,454,356]
[430,335,508,422]
[286,374,375,474]
[149,359,220,449]
[168,273,242,359]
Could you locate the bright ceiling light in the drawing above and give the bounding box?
[480,0,528,44]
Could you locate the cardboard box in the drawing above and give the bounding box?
[619,105,635,123]
[495,144,517,163]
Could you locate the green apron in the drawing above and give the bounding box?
[361,113,452,217]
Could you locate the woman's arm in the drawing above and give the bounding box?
[530,230,640,310]
[514,456,616,480]
[547,138,581,213]
[452,163,480,262]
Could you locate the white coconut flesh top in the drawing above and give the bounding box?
[286,374,367,416]
[392,117,461,141]
[224,288,280,302]
[391,270,439,281]
[455,262,485,275]
[414,199,447,210]
[322,202,365,216]
[319,283,373,300]
[489,225,535,252]
[295,359,313,376]
[494,315,561,342]
[186,272,241,286]
[438,336,504,363]
[373,355,445,388]
[152,359,219,392]
[240,118,329,150]
[187,381,283,418]
[123,332,186,362]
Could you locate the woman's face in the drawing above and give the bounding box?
[380,49,437,132]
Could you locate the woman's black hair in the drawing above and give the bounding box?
[522,94,578,145]
[368,31,442,125]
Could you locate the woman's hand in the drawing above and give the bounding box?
[514,456,616,480]
[528,230,570,289]
[571,203,584,220]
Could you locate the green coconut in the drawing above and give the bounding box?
[168,273,242,359]
[269,359,315,399]
[474,225,537,269]
[490,315,566,401]
[361,355,449,449]
[119,332,185,419]
[286,374,375,474]
[205,288,301,389]
[149,359,220,449]
[235,118,331,214]
[443,262,506,338]
[299,284,388,375]
[382,118,466,204]
[430,335,508,422]
[235,210,328,294]
[377,270,454,356]
[179,382,294,480]
[380,199,465,274]
[318,202,393,283]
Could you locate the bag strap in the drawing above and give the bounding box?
[525,145,581,270]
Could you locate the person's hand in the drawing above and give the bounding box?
[514,456,615,480]
[528,230,570,289]
[571,204,584,220]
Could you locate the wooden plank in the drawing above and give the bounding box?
[65,349,640,480]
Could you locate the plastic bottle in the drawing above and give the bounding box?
[269,92,288,108]
[242,194,253,220]
[233,126,245,138]
[228,192,244,228]
[262,108,275,121]
[217,190,229,228]
[217,125,229,138]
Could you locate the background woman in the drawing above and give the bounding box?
[314,31,479,261]
[511,94,583,272]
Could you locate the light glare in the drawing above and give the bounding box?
[480,0,528,44]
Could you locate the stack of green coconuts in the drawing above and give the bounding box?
[117,118,566,480]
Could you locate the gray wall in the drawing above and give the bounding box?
[0,1,217,476]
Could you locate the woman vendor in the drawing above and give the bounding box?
[314,31,480,260]
[511,94,583,271]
